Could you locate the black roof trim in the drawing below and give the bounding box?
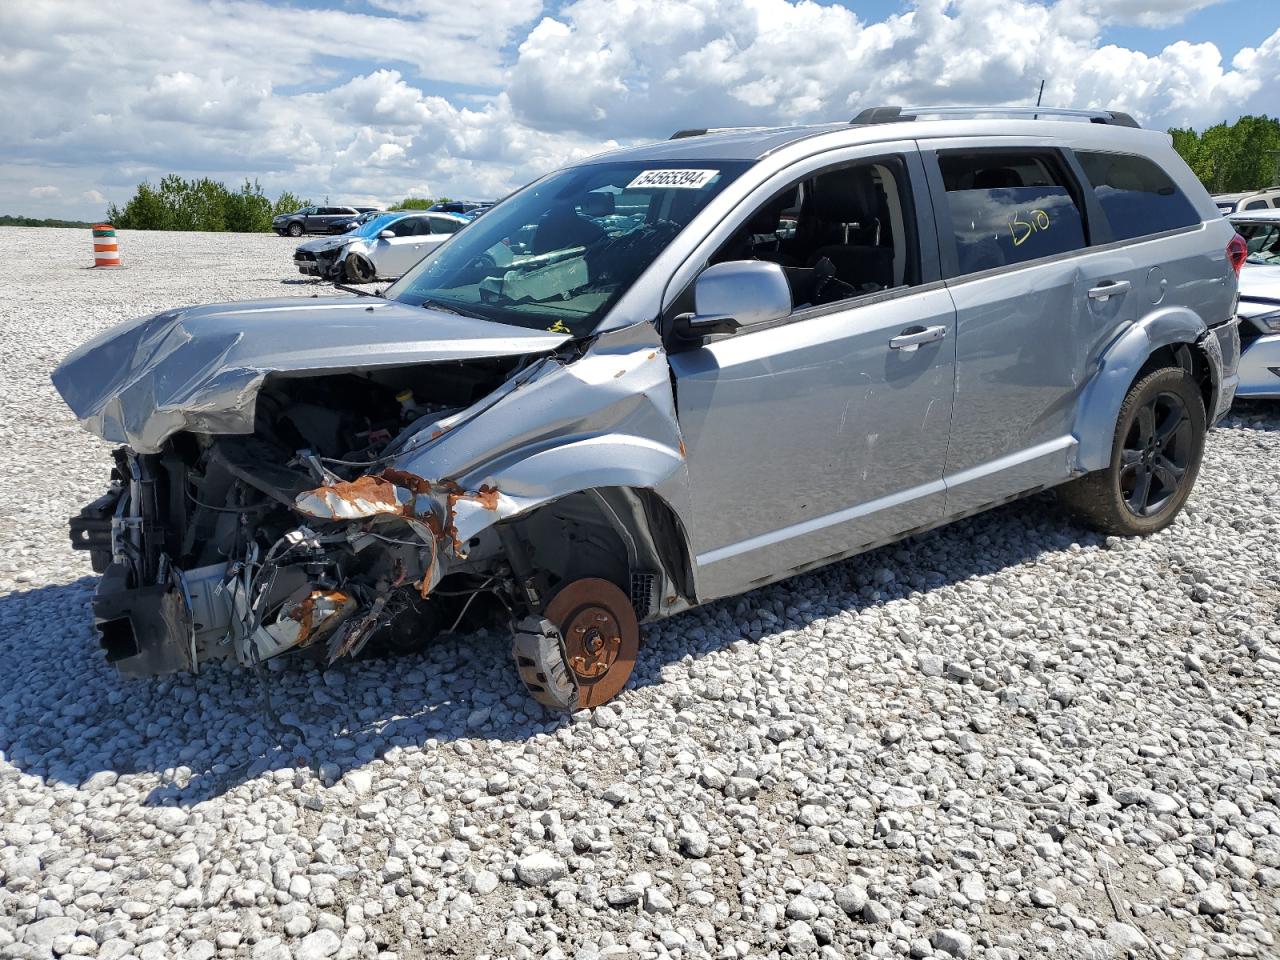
[850,105,1142,129]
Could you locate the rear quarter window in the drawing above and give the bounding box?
[1075,151,1201,241]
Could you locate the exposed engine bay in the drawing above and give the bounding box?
[71,358,525,676]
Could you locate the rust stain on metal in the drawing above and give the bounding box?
[647,351,657,360]
[379,468,434,496]
[288,590,351,646]
[295,474,403,519]
[417,537,438,599]
[298,467,499,558]
[678,439,686,457]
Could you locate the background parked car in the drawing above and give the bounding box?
[429,200,492,215]
[272,205,361,237]
[1213,188,1280,215]
[1230,209,1280,398]
[293,211,469,282]
[329,209,386,233]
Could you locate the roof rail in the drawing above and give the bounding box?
[668,126,770,140]
[850,105,1141,129]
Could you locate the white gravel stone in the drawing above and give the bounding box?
[1,227,1278,960]
[295,929,340,960]
[931,928,973,957]
[1106,922,1148,953]
[515,850,567,886]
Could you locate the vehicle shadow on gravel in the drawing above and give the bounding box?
[0,490,1101,809]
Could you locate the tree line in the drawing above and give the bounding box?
[102,176,451,232]
[1170,114,1280,194]
[105,176,308,232]
[69,114,1280,233]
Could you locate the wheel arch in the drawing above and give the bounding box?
[1074,306,1220,473]
[491,485,698,622]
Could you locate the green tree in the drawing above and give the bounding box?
[224,179,274,232]
[272,191,309,219]
[1170,115,1280,193]
[104,177,313,232]
[393,196,435,210]
[110,180,174,230]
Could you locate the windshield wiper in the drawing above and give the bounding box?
[419,299,484,319]
[333,282,377,298]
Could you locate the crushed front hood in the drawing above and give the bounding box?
[297,236,355,254]
[52,296,571,453]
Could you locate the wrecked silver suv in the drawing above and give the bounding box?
[54,106,1240,710]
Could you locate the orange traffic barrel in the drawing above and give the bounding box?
[92,224,121,267]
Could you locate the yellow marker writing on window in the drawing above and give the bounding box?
[1009,209,1052,246]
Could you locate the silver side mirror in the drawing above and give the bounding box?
[672,260,792,346]
[379,230,395,239]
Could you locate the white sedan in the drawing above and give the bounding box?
[1230,210,1280,399]
[293,211,469,283]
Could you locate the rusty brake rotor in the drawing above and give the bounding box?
[543,578,639,709]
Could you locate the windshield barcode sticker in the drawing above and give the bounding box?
[626,169,719,190]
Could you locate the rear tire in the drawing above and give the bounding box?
[1059,366,1206,536]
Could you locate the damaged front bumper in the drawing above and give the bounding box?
[294,247,344,279]
[69,446,492,678]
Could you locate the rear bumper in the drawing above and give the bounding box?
[1204,318,1241,423]
[1236,332,1280,398]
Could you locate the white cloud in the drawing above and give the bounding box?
[1081,0,1228,27]
[0,0,1277,219]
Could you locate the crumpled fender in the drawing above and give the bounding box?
[388,323,691,557]
[1073,306,1215,472]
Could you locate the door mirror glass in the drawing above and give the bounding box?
[672,260,791,346]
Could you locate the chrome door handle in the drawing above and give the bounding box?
[889,325,948,350]
[1088,279,1131,300]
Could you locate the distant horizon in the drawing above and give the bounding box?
[3,0,1279,220]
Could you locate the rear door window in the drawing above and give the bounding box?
[1075,151,1201,240]
[936,150,1087,276]
[1245,199,1268,211]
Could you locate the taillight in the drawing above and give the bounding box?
[1227,233,1247,276]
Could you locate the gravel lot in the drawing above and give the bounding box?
[1,226,1278,960]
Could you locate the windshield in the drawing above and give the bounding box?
[385,160,750,335]
[351,213,402,239]
[1236,221,1280,265]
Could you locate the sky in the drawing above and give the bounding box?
[2,0,1278,220]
